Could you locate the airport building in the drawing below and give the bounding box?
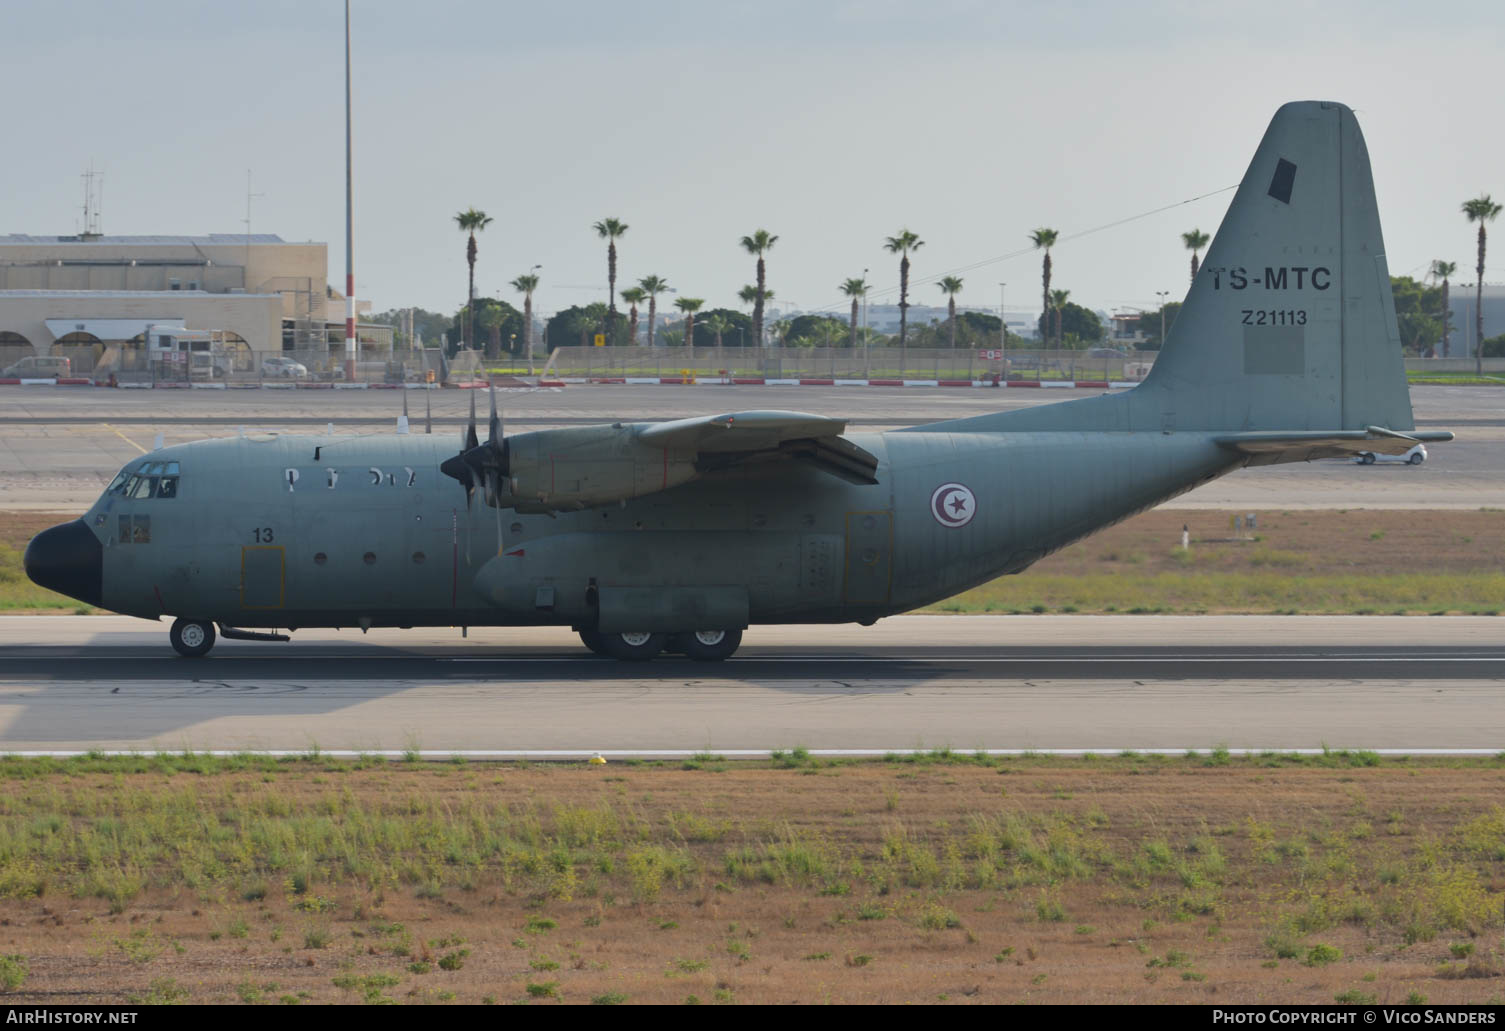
[0,233,384,376]
[1443,284,1505,357]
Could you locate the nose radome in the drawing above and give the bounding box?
[23,520,103,607]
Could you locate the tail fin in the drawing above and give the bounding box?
[1144,101,1413,432]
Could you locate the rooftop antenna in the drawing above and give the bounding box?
[243,169,265,279]
[79,161,103,239]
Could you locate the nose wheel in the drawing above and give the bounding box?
[169,618,216,658]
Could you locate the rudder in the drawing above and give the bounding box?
[1143,101,1413,433]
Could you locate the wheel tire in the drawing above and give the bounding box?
[169,618,216,658]
[1361,453,1376,465]
[680,628,743,662]
[601,631,667,661]
[578,629,611,656]
[1408,452,1424,465]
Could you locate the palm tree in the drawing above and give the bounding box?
[937,276,964,349]
[510,272,539,358]
[1428,261,1457,357]
[638,275,669,348]
[884,229,924,373]
[1030,228,1059,349]
[674,297,704,348]
[593,218,629,320]
[1050,289,1071,347]
[1462,195,1501,372]
[619,286,646,345]
[739,284,774,310]
[453,208,493,349]
[702,313,730,364]
[839,277,868,349]
[1182,229,1210,285]
[739,230,778,347]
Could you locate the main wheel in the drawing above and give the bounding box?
[578,629,611,656]
[1408,451,1424,465]
[680,629,743,662]
[1360,453,1376,465]
[601,631,667,661]
[169,618,216,658]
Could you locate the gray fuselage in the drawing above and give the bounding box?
[80,418,1237,631]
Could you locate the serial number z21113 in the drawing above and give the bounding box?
[1241,310,1307,326]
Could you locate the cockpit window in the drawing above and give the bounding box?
[110,460,180,499]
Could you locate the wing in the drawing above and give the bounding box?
[1215,427,1454,466]
[638,410,879,484]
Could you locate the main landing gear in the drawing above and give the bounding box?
[169,617,216,658]
[579,628,743,662]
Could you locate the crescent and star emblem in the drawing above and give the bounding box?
[930,482,977,528]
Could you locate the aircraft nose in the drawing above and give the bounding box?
[23,519,103,607]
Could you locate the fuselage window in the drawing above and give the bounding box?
[132,515,151,544]
[156,477,178,499]
[118,515,132,544]
[106,470,131,495]
[125,475,156,500]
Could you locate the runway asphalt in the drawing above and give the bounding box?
[2,615,1499,755]
[2,383,1501,510]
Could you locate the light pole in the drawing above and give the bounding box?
[1155,290,1169,348]
[862,267,870,379]
[998,282,1007,366]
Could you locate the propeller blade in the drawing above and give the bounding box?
[424,388,432,434]
[465,391,478,452]
[488,384,501,446]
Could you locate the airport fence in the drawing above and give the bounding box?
[538,346,1158,383]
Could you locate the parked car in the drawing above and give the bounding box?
[1354,444,1426,465]
[1084,347,1127,359]
[261,355,309,379]
[2,355,71,378]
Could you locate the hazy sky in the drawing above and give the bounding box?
[6,1,1502,323]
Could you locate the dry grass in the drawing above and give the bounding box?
[0,753,1501,1005]
[926,509,1505,614]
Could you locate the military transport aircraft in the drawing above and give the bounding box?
[24,101,1452,660]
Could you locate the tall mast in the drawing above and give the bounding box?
[344,0,356,381]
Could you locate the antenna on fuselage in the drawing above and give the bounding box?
[153,432,163,451]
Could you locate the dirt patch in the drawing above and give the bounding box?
[0,755,1500,1005]
[1029,508,1505,578]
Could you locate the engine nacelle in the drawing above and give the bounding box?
[497,425,698,512]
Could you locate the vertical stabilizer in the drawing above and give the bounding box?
[1142,101,1413,432]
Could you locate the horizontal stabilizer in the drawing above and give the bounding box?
[1215,428,1454,466]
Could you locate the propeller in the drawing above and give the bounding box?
[439,386,513,557]
[439,392,480,503]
